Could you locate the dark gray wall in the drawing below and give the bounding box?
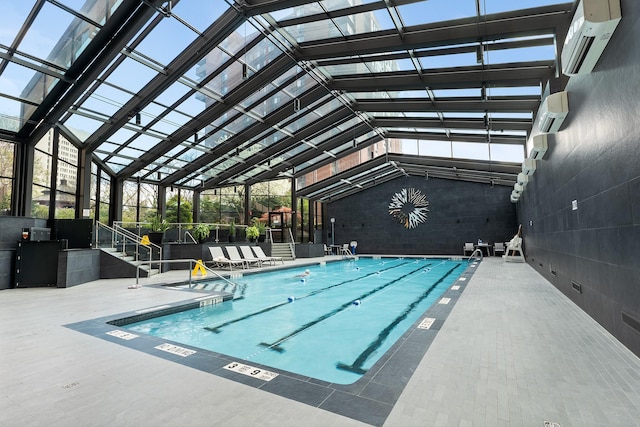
[327,176,516,255]
[57,249,101,288]
[517,0,640,357]
[0,217,48,290]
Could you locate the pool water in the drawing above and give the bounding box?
[125,257,467,384]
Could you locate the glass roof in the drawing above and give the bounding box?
[0,0,575,197]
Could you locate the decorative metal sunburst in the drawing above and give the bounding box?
[388,188,430,229]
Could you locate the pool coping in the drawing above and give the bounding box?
[65,257,480,427]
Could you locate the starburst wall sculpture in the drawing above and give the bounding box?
[388,188,430,229]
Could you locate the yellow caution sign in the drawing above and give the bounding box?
[192,259,207,277]
[141,235,150,245]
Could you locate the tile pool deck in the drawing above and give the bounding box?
[2,257,640,426]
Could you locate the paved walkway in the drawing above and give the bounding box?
[1,257,640,426]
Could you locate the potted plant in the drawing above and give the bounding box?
[253,219,267,242]
[192,223,211,243]
[246,225,259,242]
[228,220,236,242]
[148,214,169,245]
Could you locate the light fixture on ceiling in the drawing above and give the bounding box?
[242,63,248,80]
[135,112,141,126]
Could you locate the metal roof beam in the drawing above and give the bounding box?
[331,61,554,91]
[357,96,540,113]
[373,117,531,131]
[298,3,572,60]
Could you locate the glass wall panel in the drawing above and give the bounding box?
[0,141,14,215]
[99,173,111,224]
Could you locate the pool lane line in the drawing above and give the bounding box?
[336,262,464,374]
[202,262,413,333]
[257,264,429,353]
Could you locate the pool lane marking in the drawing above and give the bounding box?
[336,264,463,374]
[257,264,430,353]
[202,262,413,333]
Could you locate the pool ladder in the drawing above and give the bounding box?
[468,248,483,263]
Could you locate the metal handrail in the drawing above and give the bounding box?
[95,221,161,274]
[468,248,483,263]
[183,231,197,244]
[113,221,250,244]
[287,227,296,260]
[133,258,240,289]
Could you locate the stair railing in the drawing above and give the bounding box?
[95,222,161,275]
[287,228,296,260]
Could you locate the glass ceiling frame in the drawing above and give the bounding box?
[0,0,574,200]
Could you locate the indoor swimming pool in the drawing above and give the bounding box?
[123,257,467,384]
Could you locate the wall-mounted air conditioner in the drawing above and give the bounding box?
[537,91,569,133]
[562,0,621,76]
[529,134,548,160]
[517,172,529,187]
[522,158,537,176]
[510,193,519,204]
[514,183,524,194]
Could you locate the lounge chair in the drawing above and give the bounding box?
[226,246,260,268]
[208,246,245,270]
[252,246,284,265]
[239,246,264,267]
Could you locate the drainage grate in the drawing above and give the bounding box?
[571,281,582,294]
[622,312,640,335]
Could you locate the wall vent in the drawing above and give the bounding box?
[622,312,640,335]
[571,281,582,294]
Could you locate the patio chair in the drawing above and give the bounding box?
[341,243,353,256]
[208,246,245,270]
[253,246,284,265]
[323,244,332,255]
[239,246,264,267]
[493,242,505,257]
[463,242,475,256]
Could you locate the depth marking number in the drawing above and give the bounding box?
[224,362,278,381]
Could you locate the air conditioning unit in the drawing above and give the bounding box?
[537,91,569,133]
[522,158,537,176]
[517,172,529,187]
[562,0,622,76]
[529,134,548,160]
[510,193,519,204]
[514,183,524,194]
